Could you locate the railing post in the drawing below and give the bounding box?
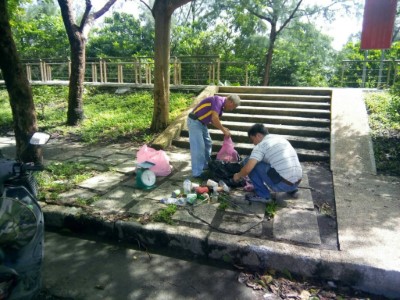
[92,63,97,82]
[40,60,45,82]
[26,64,32,82]
[103,59,108,83]
[173,57,177,85]
[134,60,138,84]
[117,64,123,83]
[362,51,368,88]
[378,50,385,89]
[68,58,71,79]
[217,58,220,85]
[47,63,52,81]
[341,61,345,87]
[245,64,248,86]
[178,59,181,84]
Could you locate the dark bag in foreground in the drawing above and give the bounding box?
[207,159,244,187]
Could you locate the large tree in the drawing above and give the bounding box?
[57,0,117,125]
[140,0,192,132]
[0,0,41,163]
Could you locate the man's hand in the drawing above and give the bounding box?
[222,127,231,137]
[233,172,241,182]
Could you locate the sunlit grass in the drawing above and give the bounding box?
[365,91,400,175]
[0,86,195,144]
[35,161,99,202]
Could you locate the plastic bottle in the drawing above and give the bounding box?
[218,180,230,192]
[212,186,219,202]
[183,179,192,194]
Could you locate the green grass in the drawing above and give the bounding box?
[0,85,195,144]
[152,204,178,224]
[35,161,100,202]
[364,91,400,176]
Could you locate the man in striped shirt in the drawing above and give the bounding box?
[233,123,302,202]
[187,94,241,178]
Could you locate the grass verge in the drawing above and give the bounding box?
[364,90,400,176]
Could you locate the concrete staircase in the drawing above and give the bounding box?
[173,86,332,162]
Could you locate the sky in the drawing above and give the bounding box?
[94,0,365,51]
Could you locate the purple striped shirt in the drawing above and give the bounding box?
[192,96,225,124]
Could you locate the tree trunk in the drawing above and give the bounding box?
[67,37,86,125]
[263,26,277,86]
[151,1,172,132]
[0,0,41,163]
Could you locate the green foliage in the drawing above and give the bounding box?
[271,22,336,87]
[0,90,13,133]
[87,12,154,58]
[265,201,278,218]
[153,205,177,224]
[364,91,400,175]
[0,86,194,145]
[11,2,69,59]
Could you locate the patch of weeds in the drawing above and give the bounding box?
[217,193,230,211]
[265,201,278,219]
[75,195,100,206]
[364,91,400,175]
[36,161,98,202]
[152,204,177,225]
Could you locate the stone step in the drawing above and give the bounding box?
[172,137,330,162]
[219,121,330,138]
[217,92,331,103]
[221,113,330,128]
[236,99,331,110]
[234,106,331,118]
[218,86,332,96]
[179,129,330,151]
[273,174,321,245]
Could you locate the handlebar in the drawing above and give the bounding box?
[0,158,45,184]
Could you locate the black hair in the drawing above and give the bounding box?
[248,123,269,137]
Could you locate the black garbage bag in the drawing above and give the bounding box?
[207,158,245,188]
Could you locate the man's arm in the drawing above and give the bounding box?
[233,158,258,182]
[210,111,230,137]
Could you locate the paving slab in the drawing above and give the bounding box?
[273,208,321,245]
[93,185,143,211]
[78,171,128,192]
[58,188,99,205]
[129,198,165,215]
[334,173,400,269]
[113,160,136,174]
[219,212,263,236]
[172,203,219,226]
[97,153,131,166]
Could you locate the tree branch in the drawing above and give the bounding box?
[276,0,303,35]
[140,0,152,12]
[247,7,273,24]
[92,0,118,20]
[79,0,93,31]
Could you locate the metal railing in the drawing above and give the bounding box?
[0,56,253,86]
[3,57,397,88]
[340,59,400,88]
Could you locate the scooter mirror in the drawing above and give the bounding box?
[30,132,50,145]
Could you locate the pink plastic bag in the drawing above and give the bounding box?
[136,145,172,176]
[216,137,239,162]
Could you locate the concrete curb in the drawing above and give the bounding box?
[42,204,400,298]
